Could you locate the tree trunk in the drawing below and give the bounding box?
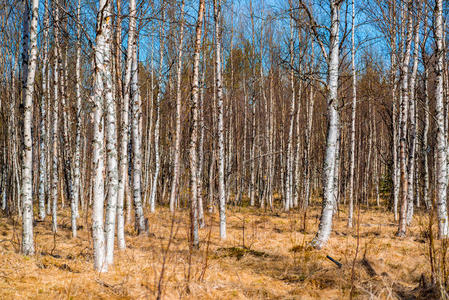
[117,0,137,249]
[214,0,226,240]
[422,59,431,210]
[197,43,207,227]
[51,3,60,234]
[285,14,296,212]
[406,9,421,225]
[397,1,413,237]
[91,0,113,272]
[311,0,341,249]
[390,2,399,221]
[21,0,39,255]
[38,0,49,221]
[348,0,356,228]
[189,0,206,248]
[104,0,119,264]
[72,0,82,232]
[131,34,146,234]
[434,0,449,238]
[169,0,186,213]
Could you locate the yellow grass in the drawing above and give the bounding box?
[0,203,437,299]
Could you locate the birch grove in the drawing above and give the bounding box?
[0,0,447,277]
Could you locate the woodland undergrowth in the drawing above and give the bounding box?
[0,200,440,299]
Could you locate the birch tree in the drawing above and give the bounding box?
[397,0,413,237]
[117,0,137,249]
[214,0,226,240]
[21,0,39,255]
[169,0,186,213]
[434,0,449,239]
[72,0,82,230]
[131,33,146,234]
[285,11,296,212]
[406,6,420,225]
[51,1,60,233]
[91,0,113,272]
[104,0,119,264]
[421,41,431,210]
[38,0,49,221]
[309,0,342,249]
[390,2,399,222]
[348,0,356,228]
[190,0,206,248]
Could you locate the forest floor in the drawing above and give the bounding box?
[0,200,440,299]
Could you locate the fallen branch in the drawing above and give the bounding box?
[326,255,342,268]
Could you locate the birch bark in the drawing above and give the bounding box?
[73,0,82,224]
[117,0,136,248]
[434,0,449,238]
[390,2,399,221]
[190,0,206,248]
[91,0,113,272]
[38,0,49,221]
[131,35,146,233]
[406,9,420,225]
[397,1,413,237]
[51,3,60,233]
[104,0,119,264]
[21,0,39,255]
[311,0,341,249]
[214,0,226,239]
[285,14,295,212]
[348,0,356,228]
[422,57,431,209]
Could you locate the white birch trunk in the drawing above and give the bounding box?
[423,63,431,209]
[21,0,39,255]
[197,49,206,227]
[91,0,112,272]
[390,9,399,221]
[214,0,226,240]
[262,38,270,209]
[406,12,420,225]
[104,0,119,265]
[190,0,205,248]
[397,1,413,237]
[38,0,49,221]
[434,0,449,238]
[285,15,295,212]
[117,0,136,249]
[51,4,60,234]
[73,0,82,224]
[311,0,341,249]
[348,0,356,228]
[131,35,146,233]
[294,63,302,208]
[249,2,257,207]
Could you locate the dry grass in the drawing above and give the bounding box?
[0,202,437,299]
